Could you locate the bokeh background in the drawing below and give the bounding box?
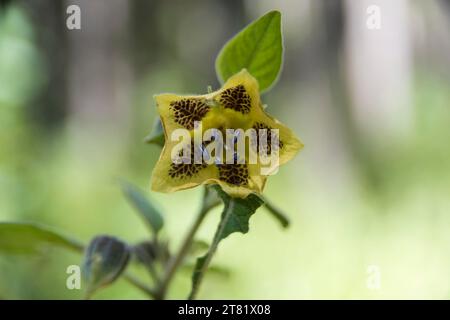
[1,0,449,299]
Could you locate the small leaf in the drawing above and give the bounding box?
[132,240,171,287]
[120,180,164,234]
[0,222,83,255]
[133,241,158,265]
[133,240,170,266]
[216,10,283,92]
[212,185,265,241]
[83,235,130,297]
[189,186,264,299]
[144,118,165,147]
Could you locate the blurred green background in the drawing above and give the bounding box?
[1,0,449,299]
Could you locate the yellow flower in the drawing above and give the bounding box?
[151,69,303,198]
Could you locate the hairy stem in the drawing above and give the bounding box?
[188,199,235,300]
[154,188,216,299]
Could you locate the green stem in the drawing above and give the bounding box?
[138,247,161,286]
[261,196,290,228]
[154,188,216,299]
[123,272,157,298]
[188,199,235,300]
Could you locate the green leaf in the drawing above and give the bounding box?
[212,186,264,241]
[132,240,170,267]
[144,117,165,147]
[83,235,130,298]
[189,186,264,299]
[216,10,283,92]
[0,222,83,254]
[120,180,164,235]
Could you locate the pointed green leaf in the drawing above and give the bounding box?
[189,186,264,299]
[213,186,264,241]
[82,235,130,297]
[0,222,83,254]
[132,241,158,265]
[133,240,170,265]
[120,180,164,234]
[216,10,283,92]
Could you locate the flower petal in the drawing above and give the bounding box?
[214,69,260,115]
[151,139,218,193]
[252,111,304,168]
[154,94,211,132]
[151,69,303,198]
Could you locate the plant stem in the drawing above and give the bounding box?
[188,199,235,300]
[261,196,290,228]
[154,188,215,299]
[123,272,157,298]
[136,245,161,286]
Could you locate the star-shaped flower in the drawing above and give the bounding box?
[151,69,303,198]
